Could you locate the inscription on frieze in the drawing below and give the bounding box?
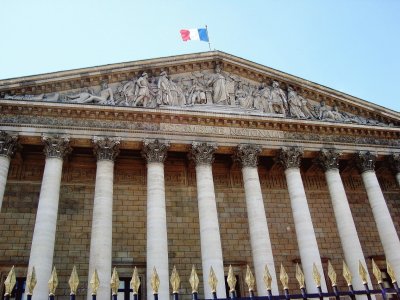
[160,123,285,139]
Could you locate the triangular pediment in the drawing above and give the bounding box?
[0,51,399,127]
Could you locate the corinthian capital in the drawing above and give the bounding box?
[189,142,217,166]
[42,135,72,159]
[317,149,341,171]
[388,153,400,174]
[141,139,170,163]
[234,144,261,168]
[0,131,19,158]
[355,151,376,173]
[276,147,303,169]
[92,136,121,161]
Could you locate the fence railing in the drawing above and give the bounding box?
[2,259,399,300]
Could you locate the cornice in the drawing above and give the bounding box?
[0,100,398,142]
[0,51,399,125]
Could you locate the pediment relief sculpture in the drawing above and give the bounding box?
[0,66,392,127]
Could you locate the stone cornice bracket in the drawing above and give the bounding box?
[92,136,121,161]
[0,131,19,158]
[316,149,341,171]
[189,142,218,166]
[388,153,400,174]
[42,135,72,159]
[355,151,377,173]
[141,139,170,163]
[276,146,304,170]
[234,144,262,168]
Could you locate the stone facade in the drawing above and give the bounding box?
[0,52,399,300]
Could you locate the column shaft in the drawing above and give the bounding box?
[146,162,169,300]
[196,163,226,298]
[28,158,63,300]
[242,166,278,295]
[325,169,371,290]
[285,167,327,293]
[362,170,400,276]
[87,160,115,300]
[396,172,400,187]
[0,156,11,210]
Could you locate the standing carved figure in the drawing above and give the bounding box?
[157,71,185,106]
[268,81,287,114]
[287,87,306,118]
[122,78,137,106]
[207,65,229,105]
[133,72,152,107]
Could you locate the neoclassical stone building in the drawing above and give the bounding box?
[0,51,399,300]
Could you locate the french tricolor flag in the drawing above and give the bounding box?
[180,28,209,42]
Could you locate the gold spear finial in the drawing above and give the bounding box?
[189,265,199,293]
[4,266,16,295]
[26,266,37,295]
[312,263,321,287]
[170,266,181,294]
[387,262,397,283]
[245,265,255,292]
[111,267,120,295]
[280,264,289,290]
[358,261,368,284]
[372,259,382,284]
[295,263,305,289]
[90,269,100,295]
[227,265,237,293]
[151,267,160,294]
[263,265,272,291]
[48,266,58,296]
[327,260,337,287]
[208,266,218,293]
[130,267,141,295]
[68,266,80,295]
[343,261,353,286]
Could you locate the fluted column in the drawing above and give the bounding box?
[28,136,71,300]
[317,149,372,292]
[277,147,327,293]
[356,151,400,277]
[235,144,278,295]
[87,137,120,300]
[388,153,400,186]
[189,142,226,298]
[142,139,170,300]
[0,131,19,211]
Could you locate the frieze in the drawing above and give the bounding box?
[1,66,393,127]
[0,113,398,147]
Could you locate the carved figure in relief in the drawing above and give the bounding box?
[133,72,154,107]
[121,77,137,106]
[235,82,254,109]
[298,95,314,119]
[316,100,336,120]
[2,93,60,102]
[66,81,114,105]
[186,77,207,105]
[157,71,185,106]
[207,65,229,105]
[268,81,287,114]
[287,87,306,118]
[253,83,271,112]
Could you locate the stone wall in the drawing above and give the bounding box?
[0,151,399,299]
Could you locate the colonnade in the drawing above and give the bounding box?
[0,132,400,300]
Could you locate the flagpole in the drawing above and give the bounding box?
[205,25,211,51]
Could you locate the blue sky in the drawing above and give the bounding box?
[1,0,399,112]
